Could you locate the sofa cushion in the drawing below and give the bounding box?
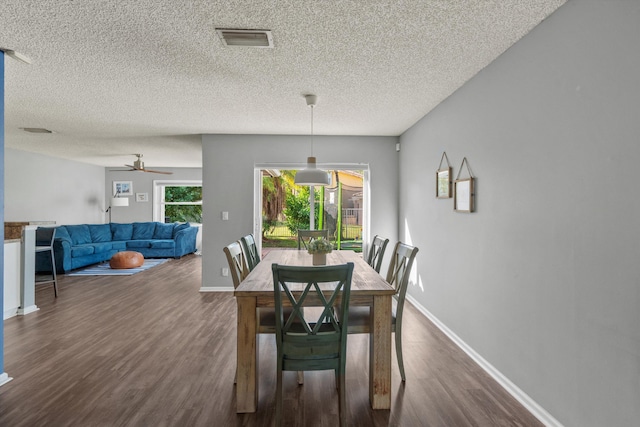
[71,244,94,257]
[172,222,191,238]
[111,223,133,241]
[66,225,92,245]
[127,240,152,249]
[153,223,175,239]
[132,222,156,240]
[112,241,127,251]
[89,224,112,243]
[54,226,72,243]
[91,242,113,254]
[150,240,175,249]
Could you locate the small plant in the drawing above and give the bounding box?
[308,238,333,254]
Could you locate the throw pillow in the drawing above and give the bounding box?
[111,223,133,241]
[153,222,175,239]
[172,222,191,238]
[89,224,112,242]
[54,226,72,243]
[66,225,92,245]
[132,222,156,240]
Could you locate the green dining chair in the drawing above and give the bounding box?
[297,229,328,250]
[272,262,354,427]
[344,241,418,382]
[240,233,260,271]
[366,235,389,273]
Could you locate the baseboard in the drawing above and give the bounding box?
[199,286,234,292]
[17,305,40,316]
[3,308,18,320]
[406,294,563,427]
[0,373,13,387]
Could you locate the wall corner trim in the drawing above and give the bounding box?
[406,294,564,427]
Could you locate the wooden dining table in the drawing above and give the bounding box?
[234,249,396,413]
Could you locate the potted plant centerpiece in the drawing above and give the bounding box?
[308,238,333,265]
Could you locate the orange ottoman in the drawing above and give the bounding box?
[110,251,144,269]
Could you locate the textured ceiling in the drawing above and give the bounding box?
[1,0,565,168]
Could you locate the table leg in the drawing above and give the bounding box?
[236,296,258,413]
[370,294,392,409]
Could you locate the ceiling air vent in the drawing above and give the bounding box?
[216,29,274,48]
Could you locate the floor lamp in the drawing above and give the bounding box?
[106,191,129,222]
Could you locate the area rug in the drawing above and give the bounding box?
[66,258,170,276]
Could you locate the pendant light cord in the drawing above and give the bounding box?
[310,104,314,157]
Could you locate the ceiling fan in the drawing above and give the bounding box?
[121,154,173,175]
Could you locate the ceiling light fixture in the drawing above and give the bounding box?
[294,94,330,187]
[0,48,32,64]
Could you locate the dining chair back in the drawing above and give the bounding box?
[223,241,249,288]
[343,241,418,382]
[35,227,59,297]
[272,262,354,427]
[239,233,260,271]
[366,235,389,273]
[297,229,328,250]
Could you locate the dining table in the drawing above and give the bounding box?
[234,249,396,413]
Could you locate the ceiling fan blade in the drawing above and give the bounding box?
[143,169,173,175]
[122,155,172,174]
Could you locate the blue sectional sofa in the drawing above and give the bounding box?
[36,222,198,273]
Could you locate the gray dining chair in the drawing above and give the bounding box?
[366,235,389,273]
[223,241,303,384]
[343,241,418,381]
[223,241,249,289]
[240,233,260,271]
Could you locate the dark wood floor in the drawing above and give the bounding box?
[0,255,542,426]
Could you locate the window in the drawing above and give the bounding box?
[153,180,202,224]
[254,164,370,256]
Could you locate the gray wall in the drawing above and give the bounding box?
[5,148,105,224]
[105,167,202,223]
[201,134,398,289]
[398,1,639,426]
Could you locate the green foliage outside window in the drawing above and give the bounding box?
[164,186,202,223]
[283,186,319,234]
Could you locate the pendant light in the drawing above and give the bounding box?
[294,94,330,186]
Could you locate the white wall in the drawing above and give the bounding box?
[201,134,398,289]
[105,167,202,223]
[5,148,105,224]
[5,148,202,225]
[399,1,639,426]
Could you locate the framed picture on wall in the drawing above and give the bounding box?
[135,193,149,202]
[113,181,133,196]
[436,152,452,198]
[436,167,452,198]
[454,178,474,212]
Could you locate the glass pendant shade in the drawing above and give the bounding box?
[294,156,330,186]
